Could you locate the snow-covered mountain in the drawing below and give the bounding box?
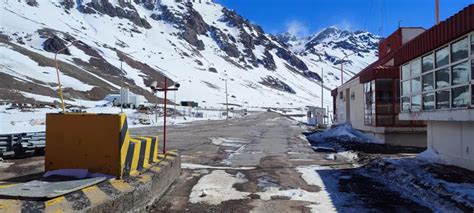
[0,0,380,110]
[278,26,381,88]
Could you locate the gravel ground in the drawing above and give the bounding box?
[132,112,430,212]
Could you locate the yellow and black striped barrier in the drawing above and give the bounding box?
[46,113,161,179]
[0,151,180,212]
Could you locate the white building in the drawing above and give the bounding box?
[306,106,326,126]
[331,27,427,148]
[104,87,147,108]
[396,5,474,170]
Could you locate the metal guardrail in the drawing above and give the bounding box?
[0,132,45,157]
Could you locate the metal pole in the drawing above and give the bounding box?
[225,78,229,120]
[155,92,158,124]
[339,52,357,86]
[340,62,344,86]
[120,60,123,113]
[173,91,176,119]
[435,0,440,24]
[54,41,76,113]
[321,67,324,109]
[163,78,168,154]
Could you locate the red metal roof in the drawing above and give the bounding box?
[341,4,473,86]
[359,66,399,83]
[394,4,474,66]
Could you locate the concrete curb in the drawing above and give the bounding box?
[0,151,181,213]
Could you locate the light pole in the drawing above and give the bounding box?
[150,79,180,154]
[222,72,229,120]
[225,78,229,120]
[321,67,324,109]
[338,52,358,86]
[119,51,137,113]
[54,40,77,113]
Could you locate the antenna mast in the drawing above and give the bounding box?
[435,0,440,24]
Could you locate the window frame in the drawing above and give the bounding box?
[400,32,474,112]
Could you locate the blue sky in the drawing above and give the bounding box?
[215,0,472,38]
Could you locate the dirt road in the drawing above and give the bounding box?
[131,112,429,212]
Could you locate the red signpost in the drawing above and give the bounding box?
[151,78,179,154]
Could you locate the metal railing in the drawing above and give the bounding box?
[0,132,45,157]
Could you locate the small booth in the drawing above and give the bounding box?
[307,106,326,126]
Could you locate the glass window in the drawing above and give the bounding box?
[401,97,410,112]
[472,60,474,81]
[422,73,434,91]
[452,61,469,85]
[471,35,474,56]
[401,64,410,80]
[401,80,410,96]
[422,54,434,72]
[451,37,469,63]
[472,85,474,105]
[411,94,421,111]
[423,93,435,111]
[452,86,470,108]
[436,67,450,88]
[364,81,375,126]
[411,77,421,94]
[436,90,450,109]
[436,46,449,68]
[411,59,421,77]
[376,91,393,114]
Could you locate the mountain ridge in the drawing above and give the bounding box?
[0,0,380,109]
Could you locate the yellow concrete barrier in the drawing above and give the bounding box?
[45,113,160,179]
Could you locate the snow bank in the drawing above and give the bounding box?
[307,123,382,144]
[361,158,474,211]
[416,147,440,163]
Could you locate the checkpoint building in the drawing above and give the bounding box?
[396,5,474,170]
[331,27,427,147]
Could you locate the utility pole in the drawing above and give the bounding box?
[120,60,124,113]
[155,91,158,124]
[225,78,229,120]
[321,67,324,109]
[173,91,177,119]
[118,51,137,113]
[54,40,76,113]
[339,52,357,86]
[163,79,168,154]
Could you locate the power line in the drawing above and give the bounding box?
[363,0,375,31]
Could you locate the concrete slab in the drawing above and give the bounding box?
[0,177,105,200]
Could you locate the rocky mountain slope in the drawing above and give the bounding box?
[0,0,380,109]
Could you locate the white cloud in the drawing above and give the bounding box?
[285,20,309,38]
[335,19,354,31]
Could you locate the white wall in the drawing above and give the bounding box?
[401,28,425,44]
[428,121,474,171]
[335,77,364,127]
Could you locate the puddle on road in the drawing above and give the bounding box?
[256,175,280,189]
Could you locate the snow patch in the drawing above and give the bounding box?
[211,137,247,147]
[189,170,250,205]
[307,123,382,144]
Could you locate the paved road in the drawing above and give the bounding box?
[131,112,429,212]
